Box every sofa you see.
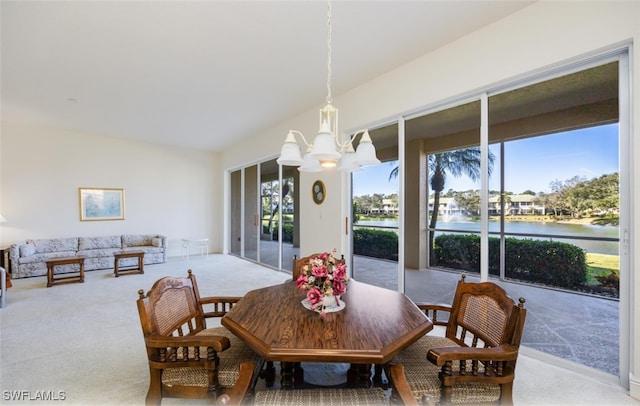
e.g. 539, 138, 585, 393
9, 234, 167, 279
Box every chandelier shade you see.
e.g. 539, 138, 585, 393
353, 131, 381, 166
276, 131, 304, 166
277, 0, 379, 174
298, 146, 323, 172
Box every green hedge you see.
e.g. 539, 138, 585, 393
434, 234, 587, 289
353, 229, 398, 260
267, 222, 294, 243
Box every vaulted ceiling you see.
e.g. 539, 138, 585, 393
1, 1, 535, 151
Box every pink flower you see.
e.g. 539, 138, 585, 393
311, 264, 328, 279
333, 264, 347, 282
296, 274, 309, 290
306, 287, 323, 309
332, 280, 346, 296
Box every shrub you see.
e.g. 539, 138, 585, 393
269, 222, 294, 243
434, 234, 587, 290
353, 229, 398, 260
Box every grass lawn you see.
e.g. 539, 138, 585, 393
586, 252, 619, 285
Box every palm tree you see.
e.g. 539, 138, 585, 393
390, 147, 494, 263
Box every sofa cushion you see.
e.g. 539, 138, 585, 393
122, 234, 155, 247
151, 237, 162, 247
18, 251, 78, 264
122, 246, 163, 255
77, 248, 122, 258
19, 244, 35, 257
78, 236, 122, 250
31, 238, 79, 254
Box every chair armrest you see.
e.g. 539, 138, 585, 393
200, 296, 243, 319
145, 334, 231, 352
427, 344, 519, 366
427, 345, 519, 386
415, 302, 452, 327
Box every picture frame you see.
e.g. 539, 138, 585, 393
79, 188, 125, 221
312, 180, 326, 205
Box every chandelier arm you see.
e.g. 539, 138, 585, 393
334, 129, 368, 150
289, 130, 313, 148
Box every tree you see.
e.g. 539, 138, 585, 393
455, 190, 481, 216
390, 147, 494, 263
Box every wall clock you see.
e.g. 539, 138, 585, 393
312, 180, 326, 205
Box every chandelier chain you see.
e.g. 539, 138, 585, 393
326, 0, 332, 105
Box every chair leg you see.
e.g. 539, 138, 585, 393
500, 382, 514, 405
441, 384, 454, 405
146, 368, 162, 406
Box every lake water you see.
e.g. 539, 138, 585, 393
355, 219, 619, 255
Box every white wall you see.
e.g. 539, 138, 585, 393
0, 122, 221, 257
219, 1, 640, 398
221, 1, 640, 254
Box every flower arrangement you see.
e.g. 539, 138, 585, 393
295, 250, 348, 317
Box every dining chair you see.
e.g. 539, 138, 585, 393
136, 270, 263, 405
292, 252, 345, 281
390, 274, 527, 405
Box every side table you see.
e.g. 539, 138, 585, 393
0, 246, 10, 273
181, 238, 209, 261
114, 251, 144, 277
0, 247, 12, 288
46, 256, 85, 287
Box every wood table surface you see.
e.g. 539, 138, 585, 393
222, 280, 432, 387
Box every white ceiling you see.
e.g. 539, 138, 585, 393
1, 0, 534, 152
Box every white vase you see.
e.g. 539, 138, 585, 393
321, 294, 345, 312
301, 294, 346, 313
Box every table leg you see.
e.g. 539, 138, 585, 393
373, 364, 386, 387
293, 362, 304, 388
280, 362, 295, 389
47, 264, 54, 287
347, 363, 372, 387
263, 361, 276, 387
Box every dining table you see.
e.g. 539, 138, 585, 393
221, 279, 433, 388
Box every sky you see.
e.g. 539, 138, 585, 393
352, 123, 619, 197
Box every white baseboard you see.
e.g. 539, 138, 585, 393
630, 373, 640, 401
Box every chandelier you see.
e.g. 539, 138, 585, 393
276, 0, 380, 173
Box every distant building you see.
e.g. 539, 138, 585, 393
428, 194, 546, 217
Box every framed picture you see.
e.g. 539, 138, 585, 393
79, 188, 125, 221
312, 180, 326, 205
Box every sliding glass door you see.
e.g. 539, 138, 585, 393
397, 58, 626, 381
229, 159, 299, 272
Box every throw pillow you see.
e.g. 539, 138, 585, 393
20, 244, 36, 257
151, 237, 162, 247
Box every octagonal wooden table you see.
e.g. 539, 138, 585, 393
221, 280, 433, 388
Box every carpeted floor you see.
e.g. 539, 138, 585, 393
1, 255, 637, 405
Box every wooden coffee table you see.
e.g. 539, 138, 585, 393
114, 251, 144, 277
46, 256, 85, 287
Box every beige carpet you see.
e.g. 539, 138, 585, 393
1, 255, 637, 405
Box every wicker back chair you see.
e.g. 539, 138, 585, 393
136, 270, 262, 405
292, 253, 345, 281
391, 274, 526, 405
